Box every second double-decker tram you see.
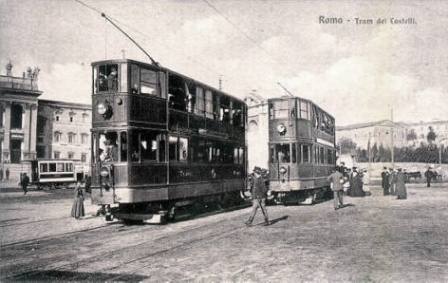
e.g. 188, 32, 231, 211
90, 59, 246, 222
268, 96, 336, 204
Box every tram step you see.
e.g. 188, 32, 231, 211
114, 212, 167, 224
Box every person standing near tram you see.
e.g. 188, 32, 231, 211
245, 167, 270, 226
327, 168, 344, 210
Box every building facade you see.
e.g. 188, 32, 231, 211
244, 92, 270, 170
336, 120, 408, 150
37, 99, 92, 177
0, 62, 92, 183
336, 119, 448, 150
0, 63, 41, 182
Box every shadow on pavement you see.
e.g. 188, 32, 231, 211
339, 203, 355, 209
7, 270, 148, 282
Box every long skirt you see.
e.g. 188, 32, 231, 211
396, 183, 407, 200
71, 197, 85, 219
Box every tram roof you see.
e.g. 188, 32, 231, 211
268, 96, 334, 120
91, 59, 245, 104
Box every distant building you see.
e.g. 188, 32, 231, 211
244, 92, 269, 170
0, 62, 92, 183
405, 120, 448, 146
0, 63, 42, 182
336, 119, 448, 150
37, 99, 91, 177
336, 120, 408, 150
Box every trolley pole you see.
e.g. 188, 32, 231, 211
390, 107, 394, 168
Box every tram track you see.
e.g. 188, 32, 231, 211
2, 202, 251, 281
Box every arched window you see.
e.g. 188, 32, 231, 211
54, 131, 62, 143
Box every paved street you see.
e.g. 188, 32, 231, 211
1, 184, 448, 282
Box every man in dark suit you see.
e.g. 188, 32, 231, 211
381, 167, 390, 195
425, 168, 433, 188
245, 167, 270, 226
327, 168, 344, 210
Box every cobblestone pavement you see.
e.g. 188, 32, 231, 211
1, 184, 448, 282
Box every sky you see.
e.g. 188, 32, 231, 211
1, 0, 447, 126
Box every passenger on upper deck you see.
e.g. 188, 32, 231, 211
107, 67, 118, 91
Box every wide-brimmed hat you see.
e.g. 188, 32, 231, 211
253, 166, 262, 174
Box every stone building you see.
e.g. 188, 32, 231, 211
405, 120, 448, 147
37, 100, 92, 178
336, 119, 448, 151
336, 120, 408, 150
0, 63, 41, 182
244, 92, 270, 170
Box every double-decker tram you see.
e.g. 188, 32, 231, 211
90, 59, 246, 223
268, 96, 336, 204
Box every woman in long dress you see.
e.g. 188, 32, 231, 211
71, 181, 85, 219
350, 171, 366, 197
396, 169, 407, 200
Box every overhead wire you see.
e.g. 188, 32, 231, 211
74, 0, 257, 93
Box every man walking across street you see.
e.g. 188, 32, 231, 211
245, 167, 270, 226
327, 168, 344, 210
20, 173, 30, 195
425, 167, 433, 188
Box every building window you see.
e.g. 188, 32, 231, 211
54, 132, 62, 143
81, 153, 87, 162
70, 116, 74, 122
68, 132, 76, 144
54, 151, 60, 159
55, 115, 60, 122
68, 152, 74, 159
81, 133, 89, 144
11, 104, 23, 129
82, 113, 89, 122
0, 104, 4, 128
10, 139, 21, 163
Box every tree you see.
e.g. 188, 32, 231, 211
338, 137, 357, 154
371, 143, 378, 162
427, 126, 437, 145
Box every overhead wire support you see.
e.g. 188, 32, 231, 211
101, 13, 159, 66
277, 82, 294, 97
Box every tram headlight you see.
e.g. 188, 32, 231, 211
100, 167, 109, 178
97, 103, 107, 115
279, 166, 287, 175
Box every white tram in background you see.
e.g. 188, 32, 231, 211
31, 159, 77, 189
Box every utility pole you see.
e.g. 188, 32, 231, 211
391, 107, 394, 168
219, 75, 222, 91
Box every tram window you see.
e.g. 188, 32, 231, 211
222, 143, 233, 163
40, 163, 48, 173
204, 90, 213, 119
168, 75, 187, 111
238, 147, 244, 165
213, 93, 220, 120
270, 145, 275, 162
120, 132, 127, 162
195, 87, 205, 115
57, 163, 64, 172
131, 131, 140, 162
66, 163, 73, 172
292, 144, 297, 163
179, 138, 188, 161
98, 132, 118, 162
220, 96, 231, 123
232, 102, 243, 127
193, 138, 207, 162
302, 144, 310, 163
234, 148, 239, 164
186, 81, 196, 113
169, 136, 177, 161
141, 68, 158, 96
270, 100, 289, 119
320, 147, 325, 164
327, 149, 333, 164
140, 131, 157, 161
312, 105, 319, 129
49, 163, 56, 172
158, 134, 166, 162
276, 144, 290, 163
314, 146, 318, 164
97, 64, 118, 92
130, 64, 140, 94
299, 99, 310, 120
